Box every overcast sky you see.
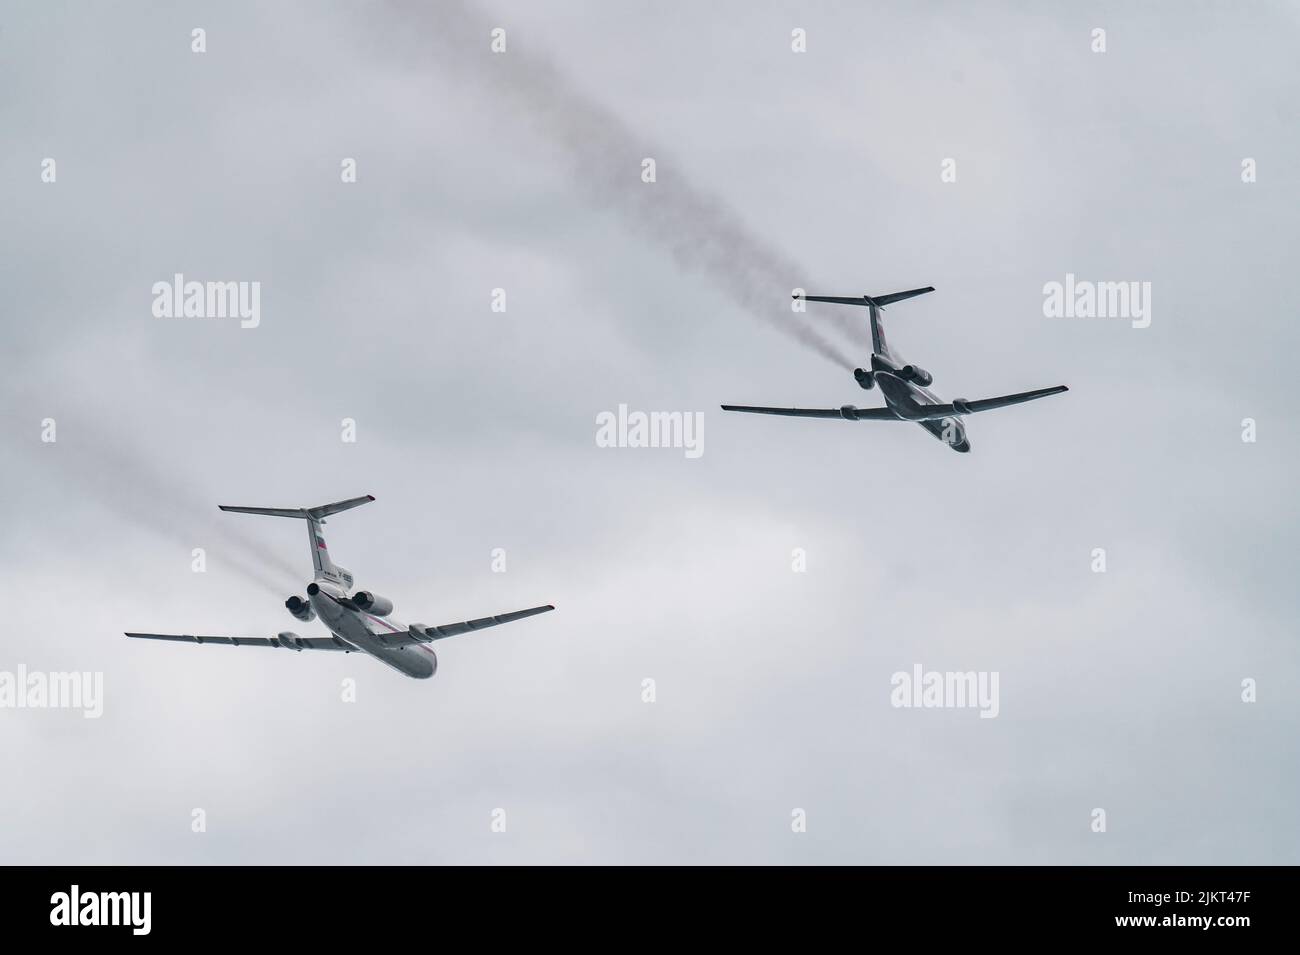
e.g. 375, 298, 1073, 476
1, 1, 1297, 864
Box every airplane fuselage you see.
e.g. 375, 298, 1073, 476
867, 352, 971, 452
307, 580, 437, 679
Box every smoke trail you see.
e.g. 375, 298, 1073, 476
7, 419, 303, 598
388, 1, 865, 368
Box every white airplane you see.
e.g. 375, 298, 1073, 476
126, 495, 554, 679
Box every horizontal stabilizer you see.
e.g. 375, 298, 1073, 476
870, 286, 935, 307
216, 505, 303, 518
220, 495, 373, 583
800, 286, 934, 308
219, 495, 375, 521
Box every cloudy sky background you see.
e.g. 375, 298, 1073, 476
1, 0, 1296, 863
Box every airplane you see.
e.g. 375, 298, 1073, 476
721, 287, 1068, 452
125, 495, 554, 679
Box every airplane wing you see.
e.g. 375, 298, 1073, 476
720, 404, 901, 421
371, 604, 555, 647
125, 632, 355, 651
914, 385, 1068, 419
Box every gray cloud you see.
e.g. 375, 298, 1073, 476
0, 0, 1296, 865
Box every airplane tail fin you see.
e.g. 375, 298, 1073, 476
219, 495, 374, 584
801, 286, 934, 355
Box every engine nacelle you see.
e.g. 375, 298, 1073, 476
285, 595, 316, 623
353, 590, 394, 616
853, 367, 875, 390
899, 365, 933, 387
952, 398, 973, 415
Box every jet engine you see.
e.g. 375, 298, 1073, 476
407, 626, 441, 676
353, 590, 394, 616
899, 365, 933, 387
853, 367, 875, 390
285, 595, 316, 622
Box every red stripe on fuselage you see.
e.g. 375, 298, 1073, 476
358, 609, 436, 660
361, 611, 402, 633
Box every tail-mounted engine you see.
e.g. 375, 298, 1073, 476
853, 368, 875, 390
898, 365, 934, 387
285, 595, 316, 623
353, 590, 394, 616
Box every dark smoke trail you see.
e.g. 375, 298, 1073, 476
8, 420, 303, 598
386, 1, 865, 368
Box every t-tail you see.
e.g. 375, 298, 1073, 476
799, 286, 934, 358
218, 495, 373, 588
